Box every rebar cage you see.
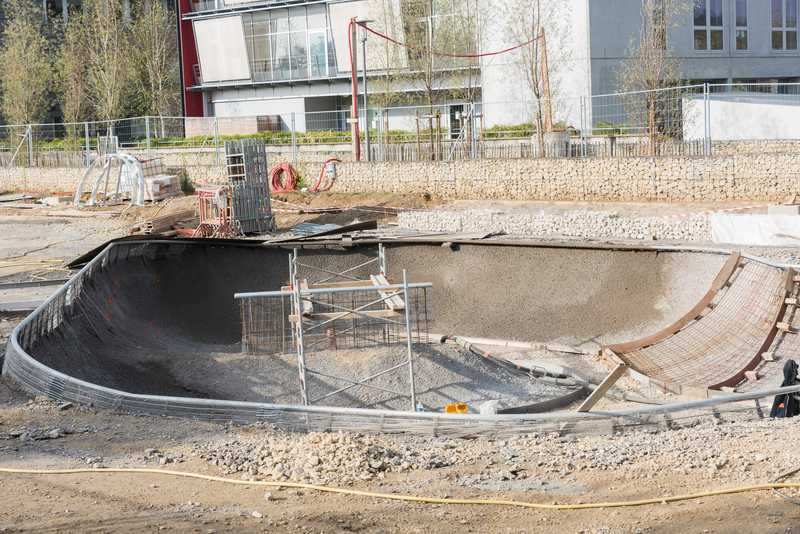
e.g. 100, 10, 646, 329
239, 285, 431, 355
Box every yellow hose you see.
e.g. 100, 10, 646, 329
0, 467, 798, 510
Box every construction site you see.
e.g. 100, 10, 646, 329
1, 0, 800, 531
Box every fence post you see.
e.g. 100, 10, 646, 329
579, 96, 586, 157
376, 108, 383, 162
84, 122, 90, 167
469, 103, 477, 160
703, 83, 711, 156
145, 116, 151, 155
291, 112, 297, 167
25, 125, 34, 167
213, 117, 220, 165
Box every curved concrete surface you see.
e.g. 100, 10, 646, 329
5, 238, 794, 433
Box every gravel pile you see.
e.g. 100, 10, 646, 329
398, 209, 712, 242
196, 417, 800, 488
194, 431, 464, 485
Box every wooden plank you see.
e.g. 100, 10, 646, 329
289, 309, 401, 322
299, 279, 313, 316
576, 363, 628, 413
370, 274, 405, 310
606, 252, 741, 354
308, 280, 374, 289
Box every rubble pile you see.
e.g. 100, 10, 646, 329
194, 432, 461, 485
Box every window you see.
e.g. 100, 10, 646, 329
772, 0, 799, 50
693, 0, 723, 50
243, 6, 332, 83
735, 0, 748, 50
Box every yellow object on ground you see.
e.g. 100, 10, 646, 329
0, 467, 798, 511
444, 402, 469, 414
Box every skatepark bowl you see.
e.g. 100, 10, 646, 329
4, 238, 800, 437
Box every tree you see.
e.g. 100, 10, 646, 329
59, 13, 89, 131
396, 0, 480, 158
503, 0, 563, 156
0, 1, 53, 125
619, 0, 686, 151
83, 0, 129, 122
130, 0, 181, 126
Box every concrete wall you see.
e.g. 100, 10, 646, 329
7, 147, 800, 203
684, 94, 800, 141
479, 0, 591, 129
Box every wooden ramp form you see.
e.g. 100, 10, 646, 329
604, 253, 797, 396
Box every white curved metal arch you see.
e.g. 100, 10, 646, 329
73, 153, 145, 207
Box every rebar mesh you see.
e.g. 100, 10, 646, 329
619, 260, 786, 387
738, 278, 800, 392
240, 286, 431, 355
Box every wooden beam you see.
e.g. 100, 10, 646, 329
371, 274, 405, 310
576, 363, 628, 413
299, 279, 313, 316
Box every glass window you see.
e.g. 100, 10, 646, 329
272, 9, 289, 33
693, 0, 723, 50
735, 0, 747, 50
289, 31, 308, 78
288, 7, 306, 32
736, 29, 748, 50
307, 4, 326, 31
773, 0, 799, 50
694, 0, 706, 26
773, 0, 784, 27
773, 30, 784, 49
242, 5, 337, 83
710, 29, 723, 49
272, 33, 290, 80
308, 31, 326, 77
694, 29, 707, 50
735, 0, 747, 26
709, 0, 722, 25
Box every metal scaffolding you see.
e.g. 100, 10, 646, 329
236, 246, 431, 410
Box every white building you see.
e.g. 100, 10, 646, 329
178, 0, 800, 134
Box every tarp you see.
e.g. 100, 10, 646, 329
710, 214, 800, 246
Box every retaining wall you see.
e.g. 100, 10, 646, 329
3, 148, 800, 202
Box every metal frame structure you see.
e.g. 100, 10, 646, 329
224, 138, 276, 235
193, 186, 239, 238
289, 243, 387, 284
238, 244, 428, 411
73, 153, 146, 207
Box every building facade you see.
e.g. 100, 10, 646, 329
178, 0, 800, 132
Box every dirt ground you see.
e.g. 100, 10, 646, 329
1, 381, 800, 533
2, 193, 800, 532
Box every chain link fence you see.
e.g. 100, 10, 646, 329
1, 83, 799, 170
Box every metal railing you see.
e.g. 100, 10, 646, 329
1, 83, 799, 171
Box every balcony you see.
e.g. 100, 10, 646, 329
186, 0, 317, 15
